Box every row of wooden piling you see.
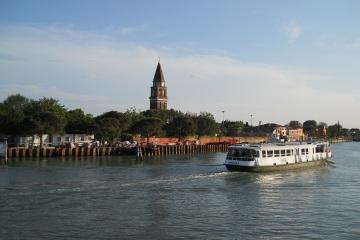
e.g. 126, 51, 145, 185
6, 147, 116, 158
5, 143, 229, 159
140, 143, 228, 157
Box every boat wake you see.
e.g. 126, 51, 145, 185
120, 171, 232, 187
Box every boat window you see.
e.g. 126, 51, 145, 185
227, 148, 256, 160
301, 149, 306, 155
286, 149, 291, 156
316, 145, 325, 153
306, 148, 309, 155
274, 150, 280, 157
280, 150, 286, 156
267, 150, 273, 157
262, 150, 266, 157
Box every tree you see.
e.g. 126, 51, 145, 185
195, 112, 219, 136
22, 97, 67, 148
0, 94, 28, 134
327, 123, 342, 138
222, 120, 244, 136
350, 128, 360, 136
303, 120, 317, 136
130, 117, 164, 138
165, 116, 196, 138
65, 109, 95, 134
288, 120, 302, 128
3, 94, 29, 108
318, 122, 328, 127
142, 109, 184, 123
94, 117, 121, 142
96, 110, 142, 137
340, 128, 350, 137
258, 123, 280, 134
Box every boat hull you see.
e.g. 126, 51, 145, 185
225, 159, 328, 172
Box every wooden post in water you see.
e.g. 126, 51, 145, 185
34, 148, 39, 158
8, 147, 12, 158
101, 147, 106, 156
61, 148, 66, 157
74, 148, 78, 157
86, 148, 90, 156
4, 139, 8, 164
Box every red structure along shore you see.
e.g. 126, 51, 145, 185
134, 136, 267, 145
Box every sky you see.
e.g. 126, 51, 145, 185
0, 0, 359, 127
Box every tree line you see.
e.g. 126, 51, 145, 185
0, 94, 243, 142
0, 94, 358, 142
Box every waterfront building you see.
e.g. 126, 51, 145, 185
149, 62, 168, 110
48, 134, 95, 147
5, 134, 94, 147
287, 128, 304, 141
273, 126, 287, 139
272, 126, 304, 142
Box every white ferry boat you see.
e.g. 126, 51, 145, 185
224, 142, 332, 172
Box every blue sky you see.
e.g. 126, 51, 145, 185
1, 1, 360, 127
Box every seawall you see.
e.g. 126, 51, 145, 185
4, 143, 229, 159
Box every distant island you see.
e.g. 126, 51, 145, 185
0, 93, 359, 149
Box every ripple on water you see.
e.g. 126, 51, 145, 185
0, 145, 360, 240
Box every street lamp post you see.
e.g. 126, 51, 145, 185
221, 111, 225, 137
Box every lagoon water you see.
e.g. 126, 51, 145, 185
1, 142, 360, 239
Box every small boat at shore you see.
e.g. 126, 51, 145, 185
224, 141, 332, 172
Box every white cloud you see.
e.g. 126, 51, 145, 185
283, 21, 302, 42
116, 24, 148, 36
0, 25, 358, 127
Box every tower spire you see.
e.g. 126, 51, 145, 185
149, 61, 167, 110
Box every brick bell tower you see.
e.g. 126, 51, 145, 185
149, 61, 168, 110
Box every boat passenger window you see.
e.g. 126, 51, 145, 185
280, 150, 286, 156
274, 150, 280, 157
227, 148, 255, 160
306, 148, 309, 155
262, 150, 266, 157
286, 149, 291, 156
252, 150, 259, 158
267, 150, 273, 157
301, 149, 306, 155
316, 145, 325, 153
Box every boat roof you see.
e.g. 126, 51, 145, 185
229, 142, 329, 150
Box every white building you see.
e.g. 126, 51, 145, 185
13, 134, 94, 147
48, 134, 94, 147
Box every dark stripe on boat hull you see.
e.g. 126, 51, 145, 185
225, 159, 328, 172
